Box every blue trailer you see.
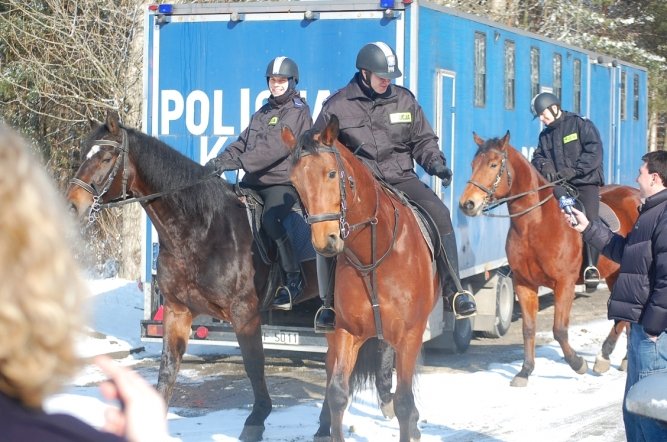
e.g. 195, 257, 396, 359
141, 0, 648, 352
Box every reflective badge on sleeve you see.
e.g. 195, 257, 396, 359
268, 116, 279, 126
389, 112, 412, 124
563, 133, 578, 143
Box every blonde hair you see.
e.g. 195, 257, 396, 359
0, 124, 88, 408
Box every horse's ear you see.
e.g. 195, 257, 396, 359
281, 126, 297, 152
88, 117, 101, 130
106, 110, 122, 136
321, 115, 340, 147
501, 130, 511, 147
473, 131, 485, 147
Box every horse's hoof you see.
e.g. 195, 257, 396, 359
593, 354, 611, 374
380, 400, 395, 419
239, 425, 265, 442
510, 376, 529, 387
313, 435, 332, 442
575, 357, 589, 375
620, 358, 628, 372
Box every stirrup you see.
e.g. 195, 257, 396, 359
271, 286, 293, 311
584, 266, 601, 292
314, 306, 335, 333
451, 290, 477, 319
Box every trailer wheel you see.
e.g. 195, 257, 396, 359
453, 317, 472, 353
480, 271, 514, 338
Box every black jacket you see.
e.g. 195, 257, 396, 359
583, 188, 667, 335
532, 111, 604, 186
218, 88, 312, 186
313, 73, 445, 184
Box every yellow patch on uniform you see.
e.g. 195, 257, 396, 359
389, 112, 412, 124
268, 116, 279, 126
563, 133, 578, 143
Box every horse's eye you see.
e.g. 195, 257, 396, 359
490, 162, 498, 168
328, 170, 336, 179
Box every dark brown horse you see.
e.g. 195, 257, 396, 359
66, 111, 322, 441
459, 132, 639, 387
282, 116, 442, 442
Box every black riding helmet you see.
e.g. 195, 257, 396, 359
356, 42, 402, 80
531, 92, 560, 119
265, 56, 299, 90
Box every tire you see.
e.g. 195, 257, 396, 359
493, 272, 514, 337
453, 317, 473, 353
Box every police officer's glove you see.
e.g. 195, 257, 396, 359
540, 163, 557, 182
206, 156, 241, 175
558, 167, 576, 181
432, 162, 453, 188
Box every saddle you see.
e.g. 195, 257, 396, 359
234, 184, 316, 265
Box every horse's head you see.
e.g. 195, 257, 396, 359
459, 131, 513, 217
67, 111, 133, 222
282, 116, 347, 256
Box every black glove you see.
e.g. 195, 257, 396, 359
558, 167, 576, 181
432, 162, 453, 188
206, 156, 241, 174
540, 163, 557, 182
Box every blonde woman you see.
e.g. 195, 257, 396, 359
0, 124, 170, 441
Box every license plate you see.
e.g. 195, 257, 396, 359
262, 330, 299, 345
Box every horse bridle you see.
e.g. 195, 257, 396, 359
467, 147, 557, 218
69, 129, 130, 223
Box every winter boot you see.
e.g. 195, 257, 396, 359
314, 254, 336, 333
442, 232, 477, 318
271, 235, 303, 310
584, 245, 601, 293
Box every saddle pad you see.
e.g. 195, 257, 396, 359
600, 201, 621, 232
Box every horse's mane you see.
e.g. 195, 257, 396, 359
84, 124, 237, 220
476, 136, 510, 156
291, 127, 320, 165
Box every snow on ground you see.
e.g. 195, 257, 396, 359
45, 278, 630, 441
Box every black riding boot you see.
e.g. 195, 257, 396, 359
584, 245, 601, 293
442, 232, 477, 318
271, 235, 303, 310
314, 254, 336, 333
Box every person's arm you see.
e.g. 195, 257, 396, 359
572, 119, 603, 177
531, 133, 557, 180
95, 356, 172, 442
568, 206, 625, 263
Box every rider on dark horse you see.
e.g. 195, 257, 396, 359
531, 92, 603, 291
310, 42, 477, 332
207, 56, 313, 309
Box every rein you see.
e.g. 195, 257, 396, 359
70, 128, 217, 223
467, 147, 563, 218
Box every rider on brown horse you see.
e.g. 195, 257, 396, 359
531, 92, 604, 291
207, 56, 312, 309
310, 42, 477, 332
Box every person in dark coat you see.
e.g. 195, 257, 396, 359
531, 92, 605, 290
566, 150, 667, 441
207, 56, 313, 310
310, 41, 477, 332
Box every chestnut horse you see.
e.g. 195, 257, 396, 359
459, 132, 639, 387
282, 116, 442, 442
66, 112, 323, 441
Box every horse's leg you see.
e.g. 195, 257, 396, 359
376, 341, 395, 419
511, 282, 538, 387
315, 341, 335, 442
552, 284, 588, 375
156, 301, 193, 404
233, 302, 272, 442
594, 320, 627, 374
327, 332, 360, 442
393, 336, 423, 442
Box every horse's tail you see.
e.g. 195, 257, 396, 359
350, 338, 394, 394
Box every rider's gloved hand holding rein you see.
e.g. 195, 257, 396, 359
206, 156, 242, 175
432, 162, 453, 188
